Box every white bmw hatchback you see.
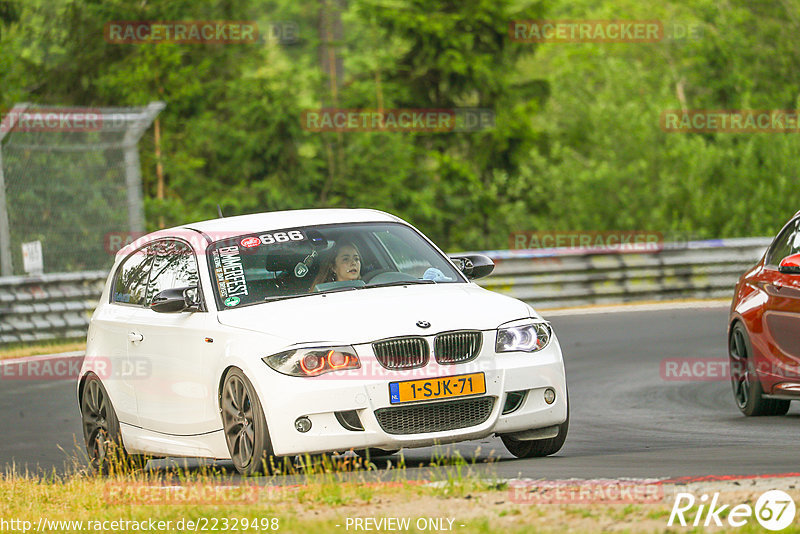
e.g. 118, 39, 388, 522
78, 209, 568, 474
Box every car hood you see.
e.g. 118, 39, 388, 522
216, 283, 535, 345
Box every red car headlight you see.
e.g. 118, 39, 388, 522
262, 346, 361, 377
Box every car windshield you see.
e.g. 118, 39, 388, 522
207, 222, 464, 309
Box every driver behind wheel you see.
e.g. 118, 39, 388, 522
310, 241, 362, 291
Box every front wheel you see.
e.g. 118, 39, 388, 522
501, 408, 569, 459
729, 322, 790, 416
220, 368, 275, 475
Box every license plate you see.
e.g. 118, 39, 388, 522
388, 373, 486, 404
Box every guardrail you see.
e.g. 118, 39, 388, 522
0, 238, 771, 345
475, 237, 771, 309
0, 271, 107, 344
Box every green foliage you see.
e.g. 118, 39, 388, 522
1, 0, 799, 258
523, 0, 800, 240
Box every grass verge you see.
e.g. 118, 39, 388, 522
0, 339, 85, 360
4, 449, 800, 533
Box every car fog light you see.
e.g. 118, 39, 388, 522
295, 416, 312, 433
544, 388, 556, 405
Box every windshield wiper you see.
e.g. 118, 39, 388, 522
364, 279, 436, 289
263, 286, 360, 302
263, 293, 312, 303
263, 281, 433, 302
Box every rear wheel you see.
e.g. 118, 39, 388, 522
80, 374, 147, 474
221, 368, 275, 475
501, 406, 569, 458
729, 322, 790, 416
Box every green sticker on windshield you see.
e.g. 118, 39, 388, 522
224, 296, 240, 307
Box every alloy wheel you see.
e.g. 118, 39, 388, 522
729, 327, 750, 409
222, 374, 257, 469
81, 378, 111, 467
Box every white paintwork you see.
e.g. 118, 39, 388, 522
121, 423, 229, 458
79, 208, 568, 460
215, 284, 530, 344
125, 308, 220, 435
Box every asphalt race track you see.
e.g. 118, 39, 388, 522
2, 304, 799, 480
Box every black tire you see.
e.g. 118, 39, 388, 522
354, 448, 400, 459
729, 322, 790, 416
220, 368, 275, 475
501, 405, 569, 458
80, 374, 147, 474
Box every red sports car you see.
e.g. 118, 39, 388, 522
729, 212, 800, 415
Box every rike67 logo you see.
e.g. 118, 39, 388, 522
669, 490, 796, 531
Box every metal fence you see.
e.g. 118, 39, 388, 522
0, 103, 163, 277
0, 237, 771, 345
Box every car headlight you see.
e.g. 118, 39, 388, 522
495, 323, 551, 353
262, 346, 361, 377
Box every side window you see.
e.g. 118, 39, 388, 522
767, 218, 800, 266
145, 240, 200, 305
112, 246, 155, 305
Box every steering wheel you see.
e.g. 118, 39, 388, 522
366, 271, 418, 285
362, 269, 391, 283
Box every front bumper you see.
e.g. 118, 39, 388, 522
251, 332, 568, 456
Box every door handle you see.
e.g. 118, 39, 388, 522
128, 332, 144, 343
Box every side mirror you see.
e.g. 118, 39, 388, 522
449, 254, 495, 280
779, 253, 800, 274
151, 286, 200, 313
